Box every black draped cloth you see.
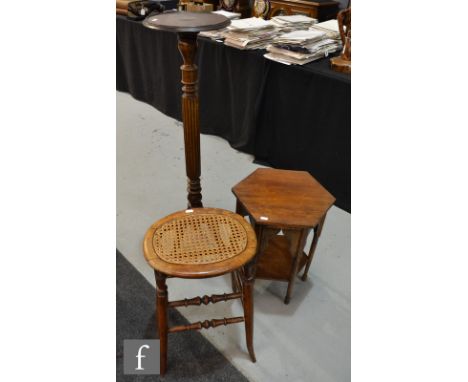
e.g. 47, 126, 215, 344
117, 16, 351, 212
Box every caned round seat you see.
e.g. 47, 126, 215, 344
143, 208, 257, 278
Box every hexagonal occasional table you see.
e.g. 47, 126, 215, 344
232, 168, 336, 304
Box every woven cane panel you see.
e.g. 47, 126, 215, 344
152, 213, 248, 265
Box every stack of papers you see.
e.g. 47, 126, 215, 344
224, 17, 279, 50
271, 15, 317, 30
199, 28, 229, 41
272, 29, 326, 45
310, 19, 340, 40
227, 17, 274, 31
213, 10, 241, 20
264, 29, 342, 65
199, 16, 340, 56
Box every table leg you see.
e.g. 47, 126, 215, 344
235, 199, 248, 217
284, 229, 307, 304
177, 32, 202, 208
155, 271, 168, 375
302, 214, 326, 281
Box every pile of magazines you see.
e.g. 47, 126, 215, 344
213, 10, 241, 20
310, 19, 341, 40
223, 17, 279, 50
270, 14, 317, 31
264, 28, 342, 65
199, 15, 342, 64
199, 10, 241, 40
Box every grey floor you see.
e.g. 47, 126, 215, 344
117, 91, 351, 382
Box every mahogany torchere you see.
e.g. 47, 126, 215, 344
142, 13, 258, 376
144, 12, 229, 208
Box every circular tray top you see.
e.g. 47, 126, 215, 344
143, 208, 257, 278
143, 11, 230, 33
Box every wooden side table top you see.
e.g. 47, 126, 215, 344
232, 168, 335, 229
143, 11, 230, 33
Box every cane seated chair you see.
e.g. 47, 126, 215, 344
143, 209, 257, 375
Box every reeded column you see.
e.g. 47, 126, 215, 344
177, 32, 203, 208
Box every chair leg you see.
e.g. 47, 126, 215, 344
242, 261, 256, 362
153, 271, 160, 340
154, 310, 160, 340
155, 271, 168, 376
232, 269, 244, 295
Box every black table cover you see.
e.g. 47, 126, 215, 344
117, 16, 351, 212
